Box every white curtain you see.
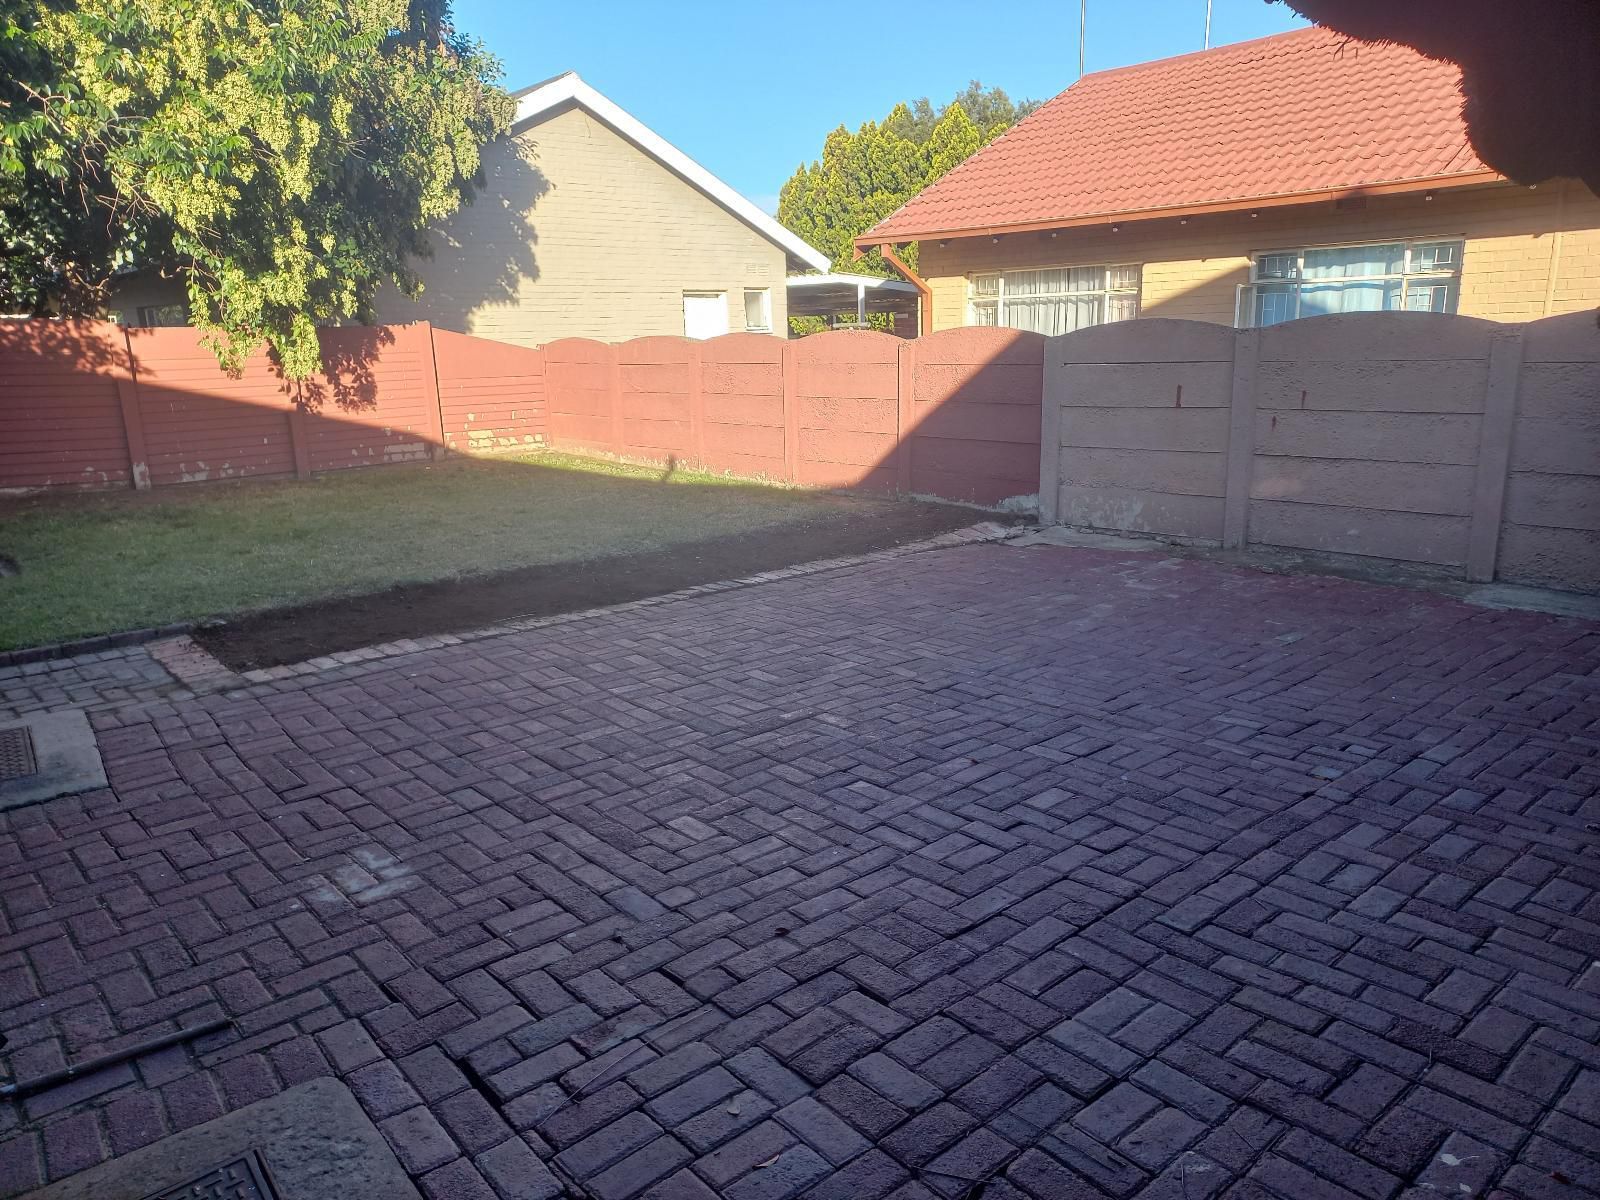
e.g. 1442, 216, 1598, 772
1000, 268, 1104, 335
1297, 244, 1404, 316
1302, 244, 1404, 279
1299, 279, 1402, 316
1004, 296, 1100, 335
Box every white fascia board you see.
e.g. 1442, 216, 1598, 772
514, 74, 831, 272
786, 273, 919, 293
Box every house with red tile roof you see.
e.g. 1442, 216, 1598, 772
857, 27, 1599, 335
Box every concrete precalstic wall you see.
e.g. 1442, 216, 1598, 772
8, 313, 1595, 593
1039, 311, 1600, 594
0, 320, 546, 491
539, 327, 1045, 507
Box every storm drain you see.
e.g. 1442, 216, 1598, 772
0, 725, 37, 780
19, 1079, 418, 1200
0, 710, 107, 812
142, 1151, 279, 1200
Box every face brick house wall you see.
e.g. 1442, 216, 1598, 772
919, 181, 1600, 332
375, 105, 789, 347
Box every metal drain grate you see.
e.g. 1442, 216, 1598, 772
141, 1150, 280, 1200
0, 726, 36, 781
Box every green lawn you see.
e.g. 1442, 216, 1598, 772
0, 452, 847, 650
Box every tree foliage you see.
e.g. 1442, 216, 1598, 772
778, 82, 1040, 277
0, 0, 512, 376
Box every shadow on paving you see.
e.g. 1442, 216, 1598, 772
1, 545, 1597, 1200
194, 497, 995, 670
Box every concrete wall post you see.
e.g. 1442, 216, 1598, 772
896, 340, 916, 494
416, 322, 447, 460
1223, 328, 1260, 549
606, 342, 625, 457
1466, 326, 1526, 582
1038, 338, 1064, 524
114, 327, 152, 490
687, 341, 706, 468
781, 341, 800, 484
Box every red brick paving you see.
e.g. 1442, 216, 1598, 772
2, 544, 1598, 1199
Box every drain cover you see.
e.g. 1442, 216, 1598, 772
0, 725, 37, 781
139, 1150, 279, 1200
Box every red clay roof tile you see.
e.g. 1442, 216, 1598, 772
862, 27, 1494, 243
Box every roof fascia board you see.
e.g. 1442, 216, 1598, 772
857, 171, 1509, 248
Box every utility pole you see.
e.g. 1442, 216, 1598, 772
1079, 0, 1087, 78
1204, 0, 1213, 49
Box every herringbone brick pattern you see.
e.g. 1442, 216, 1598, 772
1, 544, 1598, 1200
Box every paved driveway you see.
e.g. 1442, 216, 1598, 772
1, 543, 1598, 1200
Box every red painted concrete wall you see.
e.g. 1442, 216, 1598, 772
537, 327, 1046, 505
433, 329, 546, 454
0, 321, 137, 490
299, 325, 441, 472
1, 320, 1041, 507
702, 334, 787, 479
124, 328, 301, 486
543, 338, 615, 456
907, 327, 1045, 506
0, 320, 549, 491
793, 331, 901, 493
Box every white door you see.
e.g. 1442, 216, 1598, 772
683, 292, 728, 339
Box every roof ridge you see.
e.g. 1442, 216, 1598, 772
508, 70, 576, 100
1074, 24, 1330, 84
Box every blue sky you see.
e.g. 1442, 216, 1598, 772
454, 0, 1309, 212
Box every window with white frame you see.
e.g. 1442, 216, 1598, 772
968, 265, 1140, 335
1238, 238, 1464, 327
743, 288, 772, 332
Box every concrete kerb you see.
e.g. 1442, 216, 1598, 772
0, 621, 194, 670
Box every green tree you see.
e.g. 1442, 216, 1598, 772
778, 82, 1039, 281
888, 80, 1041, 145
0, 0, 512, 377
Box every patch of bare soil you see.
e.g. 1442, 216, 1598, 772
196, 499, 997, 670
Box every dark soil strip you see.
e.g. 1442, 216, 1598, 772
197, 500, 997, 670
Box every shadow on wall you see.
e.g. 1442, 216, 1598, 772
382, 138, 549, 337
0, 320, 548, 489
295, 326, 397, 413
108, 325, 404, 417
9, 312, 1594, 595
1036, 309, 1600, 594
541, 326, 1047, 508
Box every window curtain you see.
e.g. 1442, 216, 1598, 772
1298, 244, 1404, 316
1301, 245, 1404, 279
1004, 296, 1101, 335
1001, 268, 1103, 335
1299, 279, 1403, 316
